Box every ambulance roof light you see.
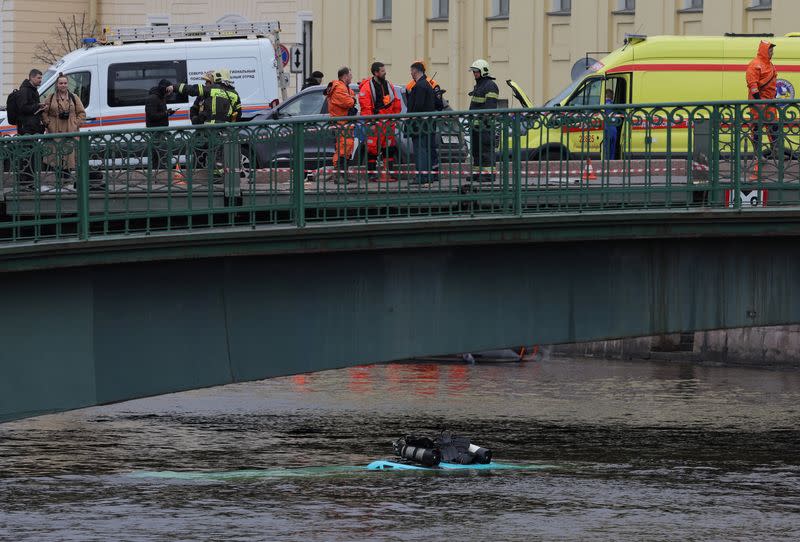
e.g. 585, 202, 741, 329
623, 34, 647, 45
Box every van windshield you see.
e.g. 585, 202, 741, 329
544, 66, 600, 107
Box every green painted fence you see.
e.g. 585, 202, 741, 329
1, 99, 799, 245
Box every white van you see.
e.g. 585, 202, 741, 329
0, 22, 286, 135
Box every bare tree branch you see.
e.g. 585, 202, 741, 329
33, 13, 100, 67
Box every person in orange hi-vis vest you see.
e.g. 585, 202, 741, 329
324, 66, 357, 183
359, 61, 402, 181
746, 40, 779, 161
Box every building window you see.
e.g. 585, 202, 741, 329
492, 0, 509, 18
376, 0, 392, 20
216, 14, 249, 24
687, 0, 703, 8
432, 0, 449, 19
617, 0, 635, 12
108, 61, 187, 108
147, 14, 170, 27
750, 0, 772, 8
552, 0, 571, 13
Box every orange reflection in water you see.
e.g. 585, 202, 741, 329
347, 365, 375, 394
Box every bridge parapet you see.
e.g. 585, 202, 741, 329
0, 99, 798, 248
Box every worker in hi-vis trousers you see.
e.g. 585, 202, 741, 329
468, 59, 499, 183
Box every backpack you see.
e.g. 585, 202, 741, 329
6, 89, 19, 126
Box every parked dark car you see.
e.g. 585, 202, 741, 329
247, 84, 468, 168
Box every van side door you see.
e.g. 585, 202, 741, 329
563, 76, 604, 156
603, 74, 630, 160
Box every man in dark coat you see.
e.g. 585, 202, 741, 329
144, 79, 175, 171
406, 61, 438, 184
14, 69, 46, 190
16, 69, 46, 135
145, 79, 175, 128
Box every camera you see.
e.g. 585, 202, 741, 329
58, 111, 70, 120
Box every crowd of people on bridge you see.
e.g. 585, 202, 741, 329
6, 52, 501, 192
321, 58, 499, 185
7, 38, 779, 193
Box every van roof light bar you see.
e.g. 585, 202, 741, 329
111, 22, 281, 44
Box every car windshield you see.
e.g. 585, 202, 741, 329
544, 65, 600, 107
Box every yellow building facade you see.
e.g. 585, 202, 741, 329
312, 0, 798, 109
1, 0, 798, 107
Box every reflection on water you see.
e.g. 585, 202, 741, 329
1, 358, 799, 541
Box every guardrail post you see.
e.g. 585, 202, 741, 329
710, 105, 721, 205
292, 122, 306, 227
512, 112, 522, 217
77, 133, 90, 240
733, 104, 743, 209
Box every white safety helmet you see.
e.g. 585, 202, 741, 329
469, 59, 490, 77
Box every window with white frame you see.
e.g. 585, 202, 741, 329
751, 0, 772, 8
433, 0, 449, 19
376, 0, 392, 20
492, 0, 509, 17
553, 0, 571, 13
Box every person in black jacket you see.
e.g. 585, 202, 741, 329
16, 69, 46, 135
145, 79, 175, 128
15, 69, 47, 190
301, 70, 324, 90
144, 79, 175, 171
406, 62, 438, 184
468, 59, 499, 183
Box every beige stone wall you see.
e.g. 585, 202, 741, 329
312, 0, 800, 110
3, 0, 800, 107
2, 0, 94, 95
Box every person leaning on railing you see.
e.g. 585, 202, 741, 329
41, 72, 86, 191
323, 66, 357, 184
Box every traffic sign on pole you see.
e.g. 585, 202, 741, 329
278, 44, 290, 67
290, 45, 304, 74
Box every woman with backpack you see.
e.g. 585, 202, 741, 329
42, 73, 86, 187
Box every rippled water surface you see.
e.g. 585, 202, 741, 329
1, 358, 799, 541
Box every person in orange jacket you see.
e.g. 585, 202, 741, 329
323, 66, 357, 183
359, 61, 402, 181
746, 40, 779, 161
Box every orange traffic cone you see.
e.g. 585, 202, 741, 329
173, 162, 186, 186
750, 161, 760, 181
582, 158, 598, 181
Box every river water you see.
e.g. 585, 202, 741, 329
1, 357, 799, 541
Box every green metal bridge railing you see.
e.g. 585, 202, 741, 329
0, 99, 798, 244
